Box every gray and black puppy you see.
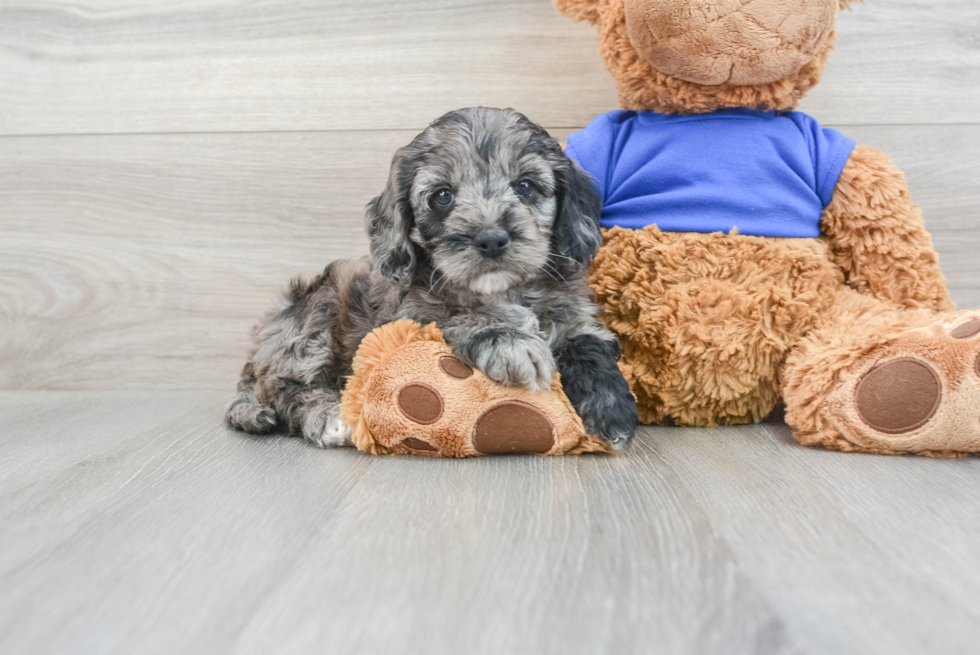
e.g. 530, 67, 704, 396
227, 107, 638, 449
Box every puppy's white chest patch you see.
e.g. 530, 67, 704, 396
469, 271, 518, 295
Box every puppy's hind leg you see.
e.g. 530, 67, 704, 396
226, 363, 278, 434
279, 382, 353, 448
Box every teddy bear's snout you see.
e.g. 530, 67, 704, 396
623, 0, 838, 86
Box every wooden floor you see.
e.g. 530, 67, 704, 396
3, 0, 980, 653
2, 391, 979, 655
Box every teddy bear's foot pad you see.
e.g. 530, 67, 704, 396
854, 358, 943, 434
822, 315, 980, 455
951, 319, 980, 340
473, 402, 555, 454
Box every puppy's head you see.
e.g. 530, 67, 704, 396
366, 107, 602, 294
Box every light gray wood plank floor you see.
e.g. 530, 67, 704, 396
1, 391, 979, 655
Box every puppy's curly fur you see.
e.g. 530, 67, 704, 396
227, 107, 638, 449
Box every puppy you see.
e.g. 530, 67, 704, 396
227, 107, 638, 449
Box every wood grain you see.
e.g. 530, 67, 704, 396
0, 0, 978, 137
2, 126, 979, 391
0, 390, 209, 494
1, 391, 978, 654
0, 0, 618, 136
0, 391, 375, 655
0, 131, 387, 390
651, 423, 980, 655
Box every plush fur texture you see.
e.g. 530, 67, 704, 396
783, 293, 980, 457
590, 226, 842, 426
557, 0, 979, 456
340, 320, 612, 457
821, 146, 954, 312
588, 143, 977, 455
228, 107, 638, 450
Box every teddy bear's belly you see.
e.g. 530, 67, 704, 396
589, 225, 844, 426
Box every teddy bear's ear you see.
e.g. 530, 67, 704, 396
553, 0, 603, 24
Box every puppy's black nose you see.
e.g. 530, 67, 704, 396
474, 229, 510, 259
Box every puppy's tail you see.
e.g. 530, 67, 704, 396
226, 363, 278, 434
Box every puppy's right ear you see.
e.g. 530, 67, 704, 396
366, 148, 417, 282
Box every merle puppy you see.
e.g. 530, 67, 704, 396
227, 107, 638, 449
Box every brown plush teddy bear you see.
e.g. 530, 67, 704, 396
554, 0, 980, 456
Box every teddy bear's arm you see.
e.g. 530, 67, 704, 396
820, 145, 954, 312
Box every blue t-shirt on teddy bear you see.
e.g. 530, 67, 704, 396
564, 108, 856, 238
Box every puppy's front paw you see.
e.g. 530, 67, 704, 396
461, 329, 556, 391
555, 334, 639, 450
578, 388, 638, 450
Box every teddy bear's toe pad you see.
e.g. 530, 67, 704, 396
473, 401, 555, 454
855, 358, 942, 434
397, 383, 444, 425
951, 319, 980, 340
402, 437, 438, 452
439, 356, 473, 379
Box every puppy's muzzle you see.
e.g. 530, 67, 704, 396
474, 228, 510, 259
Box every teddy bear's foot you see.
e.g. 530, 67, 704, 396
341, 320, 612, 457
788, 313, 980, 456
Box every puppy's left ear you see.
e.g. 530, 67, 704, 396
551, 159, 603, 278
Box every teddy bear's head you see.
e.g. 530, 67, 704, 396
556, 0, 858, 114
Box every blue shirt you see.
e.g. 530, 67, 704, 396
564, 109, 856, 238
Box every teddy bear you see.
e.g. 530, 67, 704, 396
551, 0, 980, 456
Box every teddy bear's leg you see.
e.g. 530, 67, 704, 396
782, 287, 980, 456
590, 226, 840, 427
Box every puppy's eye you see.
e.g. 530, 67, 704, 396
431, 188, 454, 209
515, 179, 536, 199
